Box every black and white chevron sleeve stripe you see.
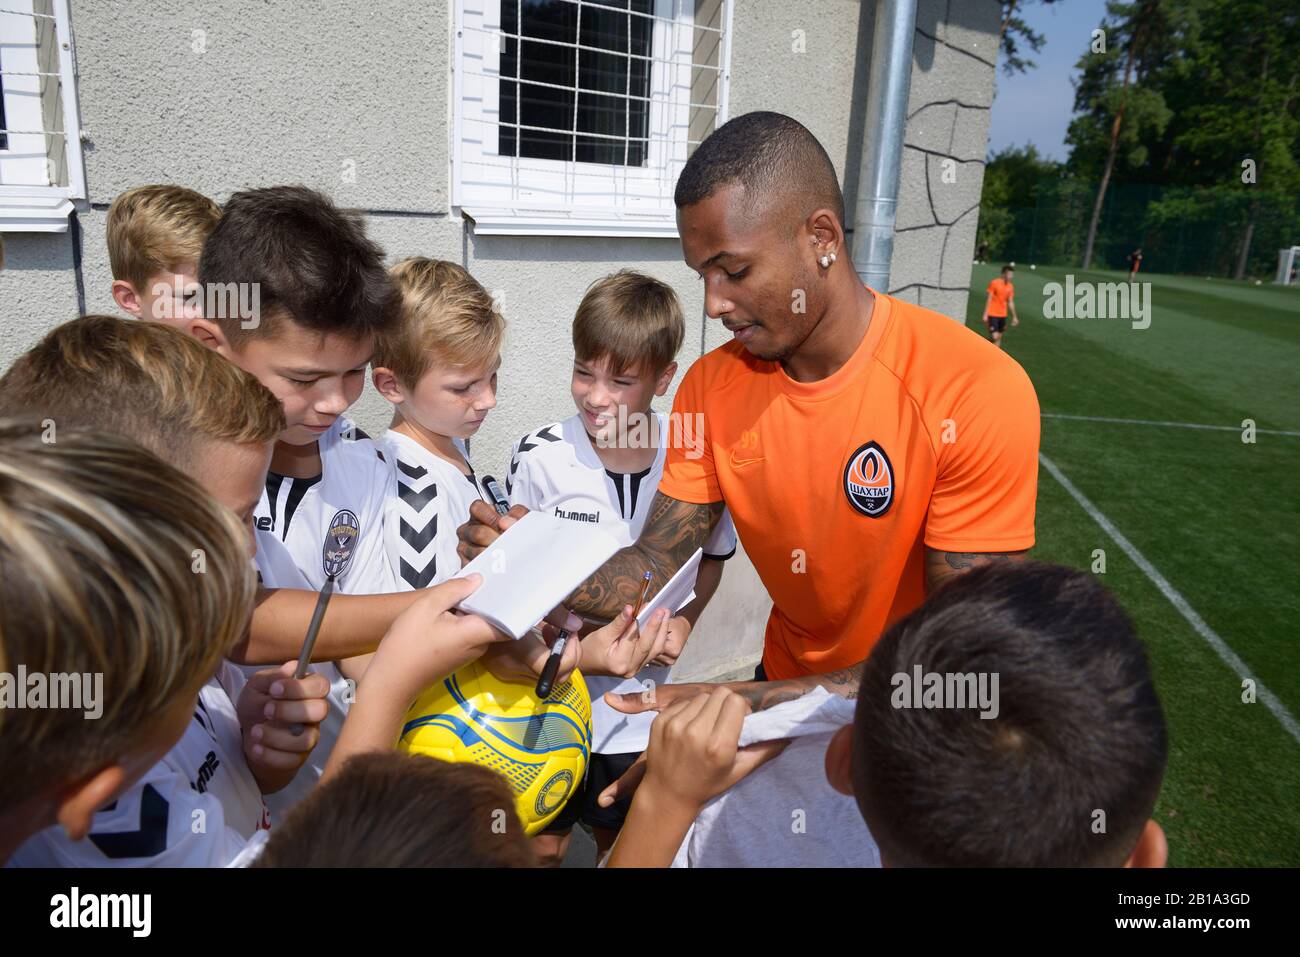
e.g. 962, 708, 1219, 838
394, 457, 440, 589
506, 424, 562, 496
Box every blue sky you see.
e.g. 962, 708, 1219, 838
986, 0, 1111, 162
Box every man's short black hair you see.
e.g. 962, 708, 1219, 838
198, 185, 397, 342
674, 111, 844, 226
853, 562, 1167, 867
1001, 264, 1014, 274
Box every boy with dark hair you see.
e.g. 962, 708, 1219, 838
607, 562, 1169, 868
852, 562, 1167, 867
983, 264, 1018, 348
251, 753, 535, 867
191, 185, 404, 812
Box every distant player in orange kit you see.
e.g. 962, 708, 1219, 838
983, 265, 1018, 348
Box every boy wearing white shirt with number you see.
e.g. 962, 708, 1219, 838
507, 271, 736, 861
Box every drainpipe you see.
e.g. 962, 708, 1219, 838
851, 0, 917, 292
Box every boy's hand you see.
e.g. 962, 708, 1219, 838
365, 574, 509, 703
456, 500, 529, 565
649, 615, 691, 667
639, 686, 787, 813
580, 606, 670, 678
480, 612, 583, 686
237, 662, 332, 794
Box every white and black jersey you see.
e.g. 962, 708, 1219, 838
380, 430, 488, 592
246, 418, 396, 814
250, 529, 351, 818
255, 418, 399, 595
507, 412, 737, 754
9, 662, 267, 868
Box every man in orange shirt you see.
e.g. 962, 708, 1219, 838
983, 265, 1018, 348
459, 112, 1039, 712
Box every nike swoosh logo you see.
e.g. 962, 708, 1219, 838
729, 449, 765, 469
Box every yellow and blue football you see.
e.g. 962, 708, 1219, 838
397, 660, 592, 835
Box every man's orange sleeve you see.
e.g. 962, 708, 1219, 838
925, 357, 1040, 553
658, 358, 724, 504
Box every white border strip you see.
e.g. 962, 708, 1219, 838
1042, 412, 1300, 438
1039, 452, 1300, 744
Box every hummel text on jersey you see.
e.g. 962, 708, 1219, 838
50, 887, 151, 937
193, 750, 220, 794
555, 506, 600, 524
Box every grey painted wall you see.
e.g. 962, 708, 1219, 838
0, 0, 1001, 681
893, 0, 1000, 320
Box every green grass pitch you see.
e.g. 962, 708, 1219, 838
964, 263, 1300, 867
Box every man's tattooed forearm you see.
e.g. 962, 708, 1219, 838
925, 548, 1028, 591
740, 682, 805, 712
738, 663, 866, 712
565, 494, 723, 621
819, 666, 863, 700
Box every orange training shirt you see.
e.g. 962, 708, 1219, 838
986, 277, 1014, 317
659, 290, 1040, 679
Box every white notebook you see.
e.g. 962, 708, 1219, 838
454, 511, 623, 639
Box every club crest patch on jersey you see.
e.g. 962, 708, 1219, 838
843, 441, 894, 517
323, 509, 360, 579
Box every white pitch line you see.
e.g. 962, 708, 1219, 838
1039, 452, 1300, 745
1042, 412, 1300, 438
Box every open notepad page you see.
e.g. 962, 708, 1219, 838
636, 548, 702, 627
454, 511, 623, 639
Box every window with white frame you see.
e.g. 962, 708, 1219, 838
0, 0, 86, 232
454, 0, 731, 236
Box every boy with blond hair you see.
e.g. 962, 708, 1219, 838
0, 420, 255, 866
107, 184, 222, 326
370, 261, 666, 855
0, 317, 337, 866
1, 316, 511, 866
503, 269, 737, 861
372, 258, 504, 591
371, 259, 586, 690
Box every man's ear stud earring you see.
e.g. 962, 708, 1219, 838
820, 252, 837, 268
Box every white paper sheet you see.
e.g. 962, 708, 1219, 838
635, 547, 702, 627
455, 511, 623, 639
